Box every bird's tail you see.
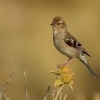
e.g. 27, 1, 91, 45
78, 55, 98, 79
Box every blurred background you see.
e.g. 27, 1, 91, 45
0, 0, 100, 100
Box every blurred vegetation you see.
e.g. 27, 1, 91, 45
0, 0, 100, 100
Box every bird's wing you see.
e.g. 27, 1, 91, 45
64, 32, 91, 57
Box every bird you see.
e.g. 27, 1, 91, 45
50, 16, 98, 79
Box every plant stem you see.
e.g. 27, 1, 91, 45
54, 85, 64, 100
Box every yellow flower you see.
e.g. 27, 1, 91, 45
51, 65, 74, 90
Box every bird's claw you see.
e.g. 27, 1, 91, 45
57, 63, 68, 69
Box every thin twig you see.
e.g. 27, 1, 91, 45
52, 89, 55, 100
23, 70, 29, 100
0, 69, 16, 100
54, 85, 64, 100
43, 85, 50, 100
3, 88, 10, 100
63, 94, 67, 100
60, 92, 62, 100
3, 69, 16, 88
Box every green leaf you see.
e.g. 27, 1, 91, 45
54, 80, 63, 87
50, 71, 61, 75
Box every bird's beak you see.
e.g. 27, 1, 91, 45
50, 23, 54, 27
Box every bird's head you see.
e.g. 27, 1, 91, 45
50, 16, 67, 31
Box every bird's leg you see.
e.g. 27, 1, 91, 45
65, 58, 74, 66
57, 58, 74, 68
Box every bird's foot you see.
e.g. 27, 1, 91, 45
57, 58, 74, 69
57, 63, 68, 69
57, 64, 62, 69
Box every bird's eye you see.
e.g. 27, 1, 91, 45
57, 23, 61, 25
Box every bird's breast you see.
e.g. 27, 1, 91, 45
53, 35, 79, 58
53, 35, 69, 57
